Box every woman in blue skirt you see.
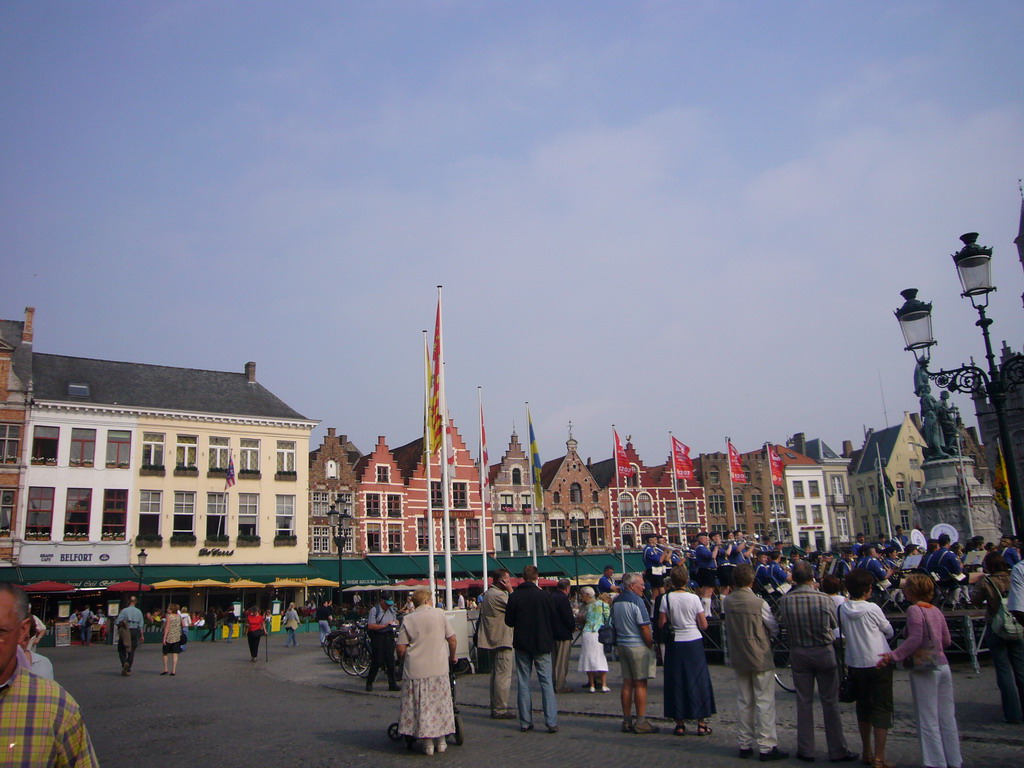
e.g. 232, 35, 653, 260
659, 564, 716, 735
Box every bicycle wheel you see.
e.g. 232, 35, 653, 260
341, 643, 371, 677
452, 715, 464, 746
327, 636, 348, 664
774, 669, 795, 693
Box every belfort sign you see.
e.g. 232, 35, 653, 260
18, 542, 131, 567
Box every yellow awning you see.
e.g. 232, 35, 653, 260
191, 578, 230, 587
150, 579, 194, 590
270, 579, 306, 588
304, 577, 339, 587
226, 579, 266, 588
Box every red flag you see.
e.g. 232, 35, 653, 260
728, 440, 746, 483
614, 430, 634, 477
767, 444, 784, 487
479, 396, 490, 511
671, 437, 693, 481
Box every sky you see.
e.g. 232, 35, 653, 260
2, 1, 1022, 468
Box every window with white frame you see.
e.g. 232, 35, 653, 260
0, 424, 21, 465
387, 525, 402, 552
499, 493, 514, 511
142, 433, 164, 467
387, 494, 402, 518
206, 493, 227, 538
621, 522, 637, 549
139, 490, 161, 536
494, 523, 510, 552
808, 480, 820, 497
311, 525, 331, 554
376, 465, 390, 483
31, 426, 59, 464
452, 483, 468, 509
365, 493, 381, 517
588, 515, 605, 546
836, 513, 849, 540
637, 493, 653, 515
173, 491, 195, 535
105, 430, 131, 467
831, 475, 845, 501
238, 493, 259, 536
311, 491, 331, 517
683, 500, 699, 523
708, 494, 725, 515
618, 493, 634, 516
277, 441, 296, 473
811, 504, 823, 524
466, 518, 481, 550
366, 525, 382, 553
792, 480, 804, 498
240, 439, 259, 472
175, 435, 198, 469
795, 505, 807, 524
0, 489, 13, 533
64, 489, 92, 537
276, 495, 295, 536
417, 518, 430, 551
209, 437, 229, 470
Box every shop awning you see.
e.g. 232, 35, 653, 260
309, 558, 389, 586
449, 555, 504, 579
134, 565, 236, 583
495, 555, 571, 577
226, 564, 321, 581
367, 555, 425, 578
6, 566, 140, 588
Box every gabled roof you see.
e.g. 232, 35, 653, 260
0, 319, 32, 389
391, 437, 425, 483
540, 456, 564, 488
587, 457, 615, 489
852, 425, 902, 475
32, 353, 308, 421
803, 438, 844, 462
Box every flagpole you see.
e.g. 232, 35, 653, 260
726, 438, 737, 532
436, 287, 454, 612
526, 403, 538, 568
876, 442, 892, 544
766, 444, 781, 543
423, 330, 437, 600
670, 432, 682, 544
478, 387, 489, 590
614, 425, 626, 574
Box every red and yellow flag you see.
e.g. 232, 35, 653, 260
427, 296, 443, 455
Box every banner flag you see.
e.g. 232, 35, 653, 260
479, 396, 490, 510
671, 436, 693, 482
615, 429, 634, 478
528, 409, 543, 511
728, 440, 746, 483
225, 451, 236, 490
877, 465, 896, 517
427, 297, 444, 455
995, 446, 1011, 510
767, 444, 784, 487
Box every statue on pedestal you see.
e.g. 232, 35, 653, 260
915, 362, 950, 460
937, 391, 961, 457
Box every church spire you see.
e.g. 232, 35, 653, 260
1015, 180, 1024, 308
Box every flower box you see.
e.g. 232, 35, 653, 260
237, 535, 261, 547
169, 534, 197, 547
101, 532, 126, 541
63, 534, 89, 542
135, 535, 163, 548
173, 467, 199, 477
207, 468, 227, 478
273, 535, 298, 547
25, 532, 51, 541
204, 536, 230, 547
140, 465, 166, 477
239, 469, 261, 480
106, 461, 131, 469
0, 529, 10, 538
274, 471, 297, 482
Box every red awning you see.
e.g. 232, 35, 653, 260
105, 581, 152, 592
23, 581, 77, 593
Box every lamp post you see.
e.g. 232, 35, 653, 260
894, 232, 1024, 535
136, 548, 148, 600
328, 499, 352, 610
562, 521, 588, 588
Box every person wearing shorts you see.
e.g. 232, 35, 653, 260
611, 572, 659, 735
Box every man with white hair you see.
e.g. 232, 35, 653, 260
0, 583, 99, 766
612, 572, 659, 734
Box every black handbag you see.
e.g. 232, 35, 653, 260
836, 604, 856, 703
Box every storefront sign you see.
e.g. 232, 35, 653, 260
19, 541, 131, 566
198, 548, 235, 557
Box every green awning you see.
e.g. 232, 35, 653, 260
368, 555, 426, 578
309, 558, 389, 586
227, 563, 321, 582
495, 555, 570, 577
450, 555, 503, 579
6, 566, 139, 588
135, 565, 236, 583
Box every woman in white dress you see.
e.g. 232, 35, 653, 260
577, 587, 610, 692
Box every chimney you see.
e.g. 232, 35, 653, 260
245, 361, 256, 383
327, 427, 336, 438
790, 432, 806, 454
842, 440, 853, 457
22, 307, 35, 343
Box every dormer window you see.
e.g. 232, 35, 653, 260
68, 383, 90, 398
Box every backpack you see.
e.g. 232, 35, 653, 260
988, 577, 1024, 641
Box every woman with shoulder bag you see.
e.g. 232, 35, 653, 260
969, 552, 1024, 723
578, 587, 611, 692
877, 574, 961, 768
839, 569, 895, 768
658, 564, 715, 736
245, 605, 266, 662
161, 602, 184, 676
283, 602, 300, 648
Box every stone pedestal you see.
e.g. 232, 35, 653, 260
912, 457, 1004, 543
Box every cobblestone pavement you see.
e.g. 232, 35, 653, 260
48, 635, 1021, 767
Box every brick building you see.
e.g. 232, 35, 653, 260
0, 308, 33, 562
307, 428, 362, 556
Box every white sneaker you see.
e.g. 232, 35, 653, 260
589, 686, 595, 692
435, 738, 447, 753
601, 686, 611, 692
422, 740, 434, 756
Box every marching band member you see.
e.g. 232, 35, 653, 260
693, 532, 719, 616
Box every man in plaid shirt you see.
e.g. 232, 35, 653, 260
0, 584, 98, 767
777, 561, 857, 763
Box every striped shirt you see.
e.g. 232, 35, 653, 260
0, 667, 98, 767
778, 584, 839, 648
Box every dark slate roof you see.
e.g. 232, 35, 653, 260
803, 438, 843, 462
0, 319, 32, 389
32, 354, 309, 420
540, 456, 564, 488
587, 458, 615, 489
391, 437, 424, 483
853, 425, 901, 474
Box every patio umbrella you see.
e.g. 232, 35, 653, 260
191, 579, 230, 587
105, 581, 152, 592
270, 579, 306, 588
226, 579, 265, 588
23, 581, 76, 593
304, 577, 339, 587
150, 579, 194, 590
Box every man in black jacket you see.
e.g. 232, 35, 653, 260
505, 565, 559, 733
551, 578, 577, 694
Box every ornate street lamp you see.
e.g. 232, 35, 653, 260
561, 521, 588, 587
894, 233, 1024, 534
136, 548, 148, 599
327, 498, 352, 608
